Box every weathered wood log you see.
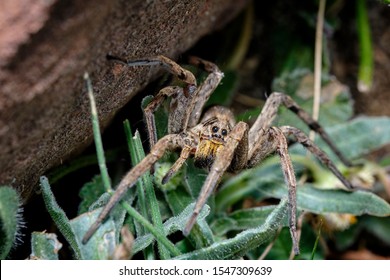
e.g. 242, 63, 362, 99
0, 0, 248, 202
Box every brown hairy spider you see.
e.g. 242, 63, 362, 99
82, 55, 354, 255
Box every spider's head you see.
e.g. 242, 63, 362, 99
194, 106, 236, 168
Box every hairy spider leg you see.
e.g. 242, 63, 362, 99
242, 125, 300, 255
183, 121, 249, 236
143, 86, 183, 149
187, 56, 224, 128
107, 54, 198, 149
280, 126, 354, 190
82, 134, 186, 244
248, 92, 353, 168
162, 145, 192, 184
106, 54, 197, 87
270, 127, 300, 256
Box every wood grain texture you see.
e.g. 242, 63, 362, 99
0, 0, 248, 202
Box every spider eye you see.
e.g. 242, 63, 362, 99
212, 126, 219, 133
221, 129, 227, 136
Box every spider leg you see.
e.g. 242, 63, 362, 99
108, 54, 199, 149
82, 134, 185, 244
270, 127, 300, 256
183, 122, 249, 235
280, 126, 354, 190
162, 145, 192, 184
249, 92, 353, 167
187, 57, 224, 127
246, 126, 300, 255
107, 54, 197, 90
143, 86, 183, 149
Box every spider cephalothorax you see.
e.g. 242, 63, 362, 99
194, 106, 235, 169
82, 55, 354, 256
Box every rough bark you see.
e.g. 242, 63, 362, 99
0, 0, 248, 202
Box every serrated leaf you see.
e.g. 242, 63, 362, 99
174, 199, 288, 260
69, 208, 116, 260
30, 232, 62, 260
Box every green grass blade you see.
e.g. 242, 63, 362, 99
39, 176, 84, 259
124, 121, 170, 259
311, 221, 322, 260
123, 121, 153, 259
84, 72, 111, 191
118, 200, 181, 257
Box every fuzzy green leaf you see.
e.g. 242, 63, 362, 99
256, 181, 390, 217
216, 163, 281, 211
165, 183, 214, 249
183, 159, 208, 199
289, 116, 390, 162
40, 176, 84, 259
211, 205, 284, 236
218, 166, 390, 218
69, 208, 116, 260
30, 232, 62, 260
0, 186, 22, 259
323, 116, 390, 160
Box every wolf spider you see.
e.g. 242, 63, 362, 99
82, 55, 354, 255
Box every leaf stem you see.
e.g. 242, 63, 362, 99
311, 219, 323, 260
356, 0, 373, 93
310, 0, 326, 142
